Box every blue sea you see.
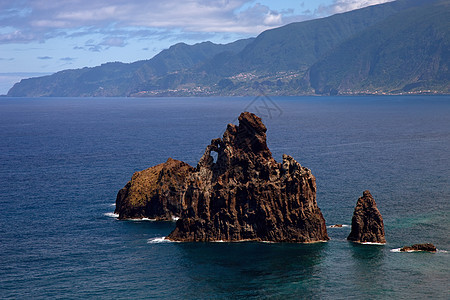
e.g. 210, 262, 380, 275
0, 96, 449, 299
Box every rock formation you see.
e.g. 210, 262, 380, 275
115, 158, 194, 220
115, 112, 329, 243
168, 112, 328, 242
400, 243, 437, 252
347, 190, 386, 244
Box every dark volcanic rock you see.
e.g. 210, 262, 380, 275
167, 112, 329, 242
400, 243, 437, 252
115, 158, 194, 220
347, 190, 386, 244
115, 112, 329, 243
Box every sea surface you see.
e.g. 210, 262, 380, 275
0, 96, 449, 299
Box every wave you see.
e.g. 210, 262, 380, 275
147, 237, 172, 244
109, 216, 178, 222
390, 248, 448, 253
390, 248, 402, 252
110, 203, 116, 207
104, 212, 119, 218
129, 217, 157, 221
327, 224, 350, 228
360, 242, 385, 245
213, 239, 277, 243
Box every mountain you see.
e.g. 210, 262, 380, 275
7, 39, 254, 97
7, 0, 449, 97
202, 0, 431, 76
308, 0, 450, 94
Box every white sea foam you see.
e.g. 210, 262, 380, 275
110, 203, 116, 207
328, 224, 350, 228
147, 237, 171, 244
360, 242, 385, 245
390, 248, 447, 253
213, 239, 253, 243
104, 212, 119, 218
129, 217, 157, 221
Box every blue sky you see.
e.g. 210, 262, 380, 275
0, 0, 393, 94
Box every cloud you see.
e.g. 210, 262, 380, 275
60, 57, 75, 61
0, 30, 37, 43
0, 0, 290, 45
37, 56, 52, 60
100, 37, 127, 47
0, 0, 396, 46
72, 36, 129, 52
316, 0, 394, 15
264, 12, 282, 26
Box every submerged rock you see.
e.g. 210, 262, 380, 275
115, 112, 329, 243
400, 243, 437, 252
347, 190, 386, 244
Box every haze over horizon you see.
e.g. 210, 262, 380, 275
0, 0, 394, 94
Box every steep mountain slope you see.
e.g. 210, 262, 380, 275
201, 0, 433, 77
308, 0, 450, 94
140, 0, 441, 95
6, 0, 448, 97
7, 39, 253, 97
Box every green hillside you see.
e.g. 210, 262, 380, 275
204, 0, 428, 76
7, 39, 253, 97
7, 0, 449, 97
308, 0, 450, 94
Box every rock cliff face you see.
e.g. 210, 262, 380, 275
168, 112, 328, 242
115, 158, 194, 220
115, 112, 329, 243
347, 190, 386, 244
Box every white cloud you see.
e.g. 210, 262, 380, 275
1, 0, 280, 44
0, 0, 396, 46
0, 30, 36, 43
264, 12, 283, 26
316, 0, 394, 15
100, 37, 127, 48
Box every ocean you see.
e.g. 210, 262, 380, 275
0, 96, 448, 299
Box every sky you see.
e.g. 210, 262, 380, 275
0, 0, 393, 94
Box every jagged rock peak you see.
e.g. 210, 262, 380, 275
347, 190, 386, 244
168, 112, 328, 242
234, 112, 270, 154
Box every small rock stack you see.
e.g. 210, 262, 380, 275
347, 190, 386, 244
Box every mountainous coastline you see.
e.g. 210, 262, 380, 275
7, 0, 449, 97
